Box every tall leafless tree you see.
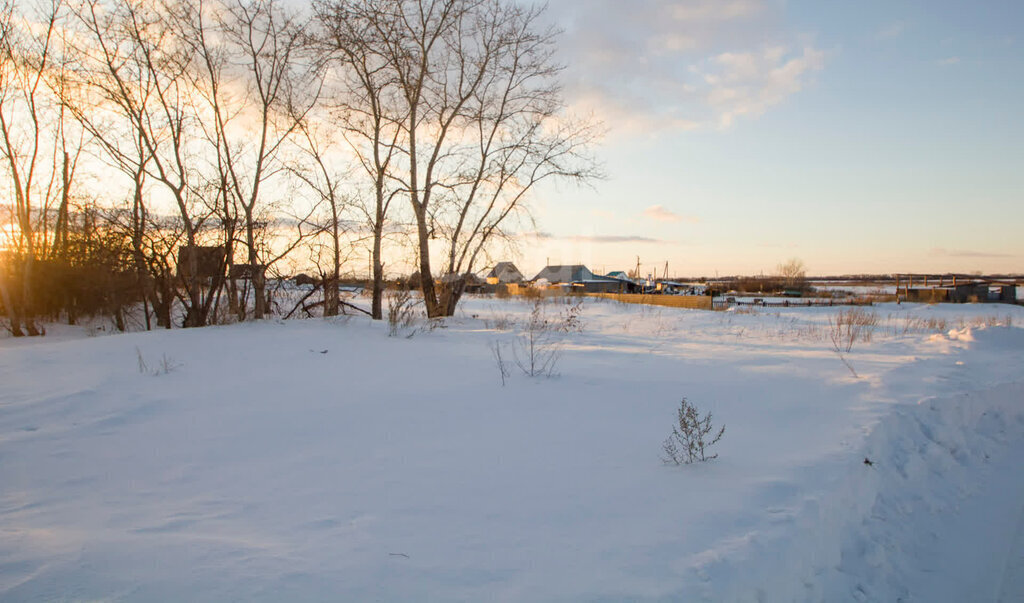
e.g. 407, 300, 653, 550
186, 0, 319, 320
71, 0, 222, 327
314, 0, 599, 318
314, 0, 408, 320
286, 112, 353, 317
0, 0, 85, 335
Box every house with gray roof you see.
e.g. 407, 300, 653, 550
531, 265, 595, 284
485, 262, 525, 283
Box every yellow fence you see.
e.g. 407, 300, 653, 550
503, 284, 713, 310
584, 293, 713, 310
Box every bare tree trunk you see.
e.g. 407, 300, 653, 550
0, 269, 25, 336
323, 201, 341, 317
245, 210, 266, 319
371, 223, 384, 320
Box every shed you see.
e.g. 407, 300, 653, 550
573, 277, 640, 294
177, 246, 225, 279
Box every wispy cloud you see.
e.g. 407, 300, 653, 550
524, 231, 666, 244
936, 56, 961, 67
643, 205, 699, 224
698, 46, 825, 127
550, 0, 824, 134
929, 247, 1014, 259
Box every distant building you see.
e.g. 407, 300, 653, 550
903, 281, 1017, 304
485, 262, 525, 284
532, 264, 595, 284
605, 271, 630, 281
530, 264, 642, 293
574, 277, 641, 294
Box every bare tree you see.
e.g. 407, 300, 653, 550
777, 258, 807, 291
185, 0, 319, 320
0, 0, 84, 335
315, 0, 599, 318
314, 0, 407, 320
287, 113, 353, 317
71, 0, 222, 327
431, 2, 602, 314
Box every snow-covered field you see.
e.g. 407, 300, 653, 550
2, 297, 1023, 601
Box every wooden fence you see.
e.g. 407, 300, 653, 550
585, 293, 714, 310
719, 298, 876, 309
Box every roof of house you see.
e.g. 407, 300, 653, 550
485, 262, 524, 282
532, 264, 595, 283
440, 272, 484, 284
605, 271, 630, 280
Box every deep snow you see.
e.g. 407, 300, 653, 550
1, 298, 1022, 601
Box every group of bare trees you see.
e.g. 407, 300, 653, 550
0, 0, 598, 336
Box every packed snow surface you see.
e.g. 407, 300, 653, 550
1, 298, 1023, 601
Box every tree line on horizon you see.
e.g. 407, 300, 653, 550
0, 0, 601, 336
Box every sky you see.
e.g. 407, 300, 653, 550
516, 0, 1024, 278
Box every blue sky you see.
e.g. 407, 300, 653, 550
520, 0, 1023, 277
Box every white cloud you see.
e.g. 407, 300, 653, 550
699, 46, 825, 127
550, 0, 824, 135
936, 56, 961, 67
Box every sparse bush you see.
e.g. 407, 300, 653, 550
828, 308, 878, 353
894, 314, 948, 335
135, 347, 181, 376
662, 398, 725, 464
511, 296, 585, 377
962, 314, 1014, 329
386, 288, 420, 337
513, 297, 562, 377
556, 297, 585, 333
484, 313, 516, 331
495, 284, 510, 299
489, 340, 510, 386
827, 308, 877, 378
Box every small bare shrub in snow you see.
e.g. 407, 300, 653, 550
892, 314, 948, 335
386, 289, 421, 337
489, 340, 511, 386
828, 308, 878, 353
827, 308, 877, 378
662, 398, 725, 464
512, 297, 585, 378
962, 314, 1013, 329
483, 313, 515, 331
135, 347, 181, 376
557, 297, 585, 333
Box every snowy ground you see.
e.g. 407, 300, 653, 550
1, 297, 1023, 601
